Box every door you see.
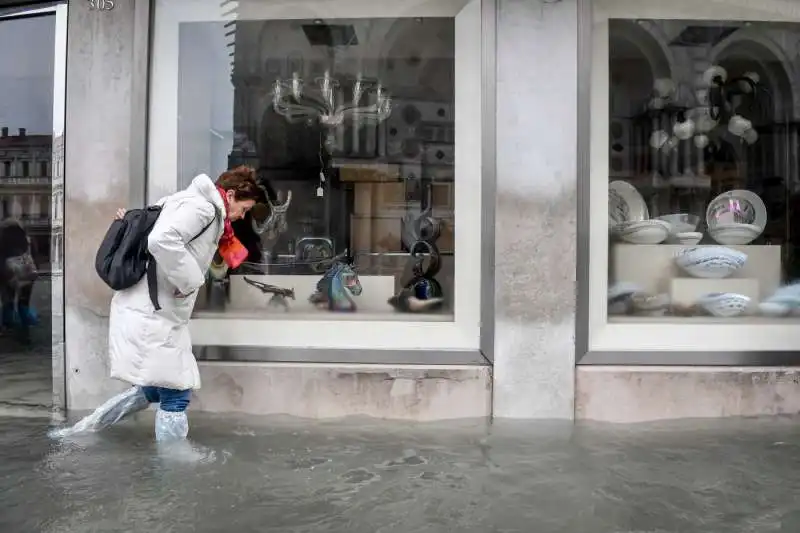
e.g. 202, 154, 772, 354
0, 1, 67, 416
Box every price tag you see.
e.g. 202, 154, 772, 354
316, 186, 324, 197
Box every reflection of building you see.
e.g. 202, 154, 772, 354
0, 126, 52, 269
223, 17, 456, 277
51, 134, 64, 273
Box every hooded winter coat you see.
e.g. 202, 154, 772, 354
108, 174, 225, 391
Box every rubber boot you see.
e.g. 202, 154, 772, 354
155, 409, 189, 442
49, 386, 150, 438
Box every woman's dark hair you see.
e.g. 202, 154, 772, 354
215, 166, 265, 203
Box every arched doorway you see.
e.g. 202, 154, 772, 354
712, 37, 795, 271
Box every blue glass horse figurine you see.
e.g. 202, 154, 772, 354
308, 254, 363, 312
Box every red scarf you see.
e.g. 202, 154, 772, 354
216, 186, 248, 269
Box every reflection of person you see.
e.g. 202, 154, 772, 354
0, 219, 39, 337
51, 167, 261, 442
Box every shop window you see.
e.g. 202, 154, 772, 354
591, 0, 800, 352
148, 0, 484, 350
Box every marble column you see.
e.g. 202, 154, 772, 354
11, 195, 22, 218
63, 0, 143, 409
492, 0, 577, 419
28, 195, 38, 218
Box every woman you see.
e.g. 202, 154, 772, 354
52, 167, 263, 441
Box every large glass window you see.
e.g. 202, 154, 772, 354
149, 0, 483, 350
0, 4, 63, 411
591, 0, 800, 352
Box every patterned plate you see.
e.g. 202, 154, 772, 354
674, 246, 747, 279
706, 190, 767, 230
609, 181, 648, 227
697, 292, 750, 318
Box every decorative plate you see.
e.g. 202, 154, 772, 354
706, 190, 767, 231
696, 292, 750, 318
675, 246, 747, 279
609, 181, 648, 227
613, 220, 670, 244
708, 223, 762, 246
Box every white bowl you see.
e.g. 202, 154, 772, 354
613, 220, 671, 245
608, 282, 643, 301
673, 231, 703, 245
761, 283, 800, 308
608, 282, 642, 315
697, 292, 750, 317
708, 223, 762, 245
759, 301, 792, 317
675, 246, 747, 279
656, 214, 701, 234
631, 293, 671, 312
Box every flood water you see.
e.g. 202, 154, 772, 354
2, 414, 800, 532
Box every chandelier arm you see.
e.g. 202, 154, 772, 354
338, 105, 385, 122
274, 92, 332, 115
273, 101, 324, 123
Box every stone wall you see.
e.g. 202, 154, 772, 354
63, 0, 140, 409
491, 0, 578, 419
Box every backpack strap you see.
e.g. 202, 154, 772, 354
147, 208, 219, 311
189, 212, 217, 243
147, 259, 161, 311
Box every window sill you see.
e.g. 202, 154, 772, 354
193, 310, 454, 322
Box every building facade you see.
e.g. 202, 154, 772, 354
15, 0, 800, 421
0, 127, 53, 269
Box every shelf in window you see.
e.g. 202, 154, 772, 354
193, 310, 453, 322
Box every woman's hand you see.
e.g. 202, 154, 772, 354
115, 208, 127, 220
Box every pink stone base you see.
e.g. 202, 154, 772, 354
576, 366, 800, 423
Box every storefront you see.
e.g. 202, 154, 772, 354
148, 0, 488, 357
576, 0, 800, 421
56, 0, 502, 420
27, 0, 800, 422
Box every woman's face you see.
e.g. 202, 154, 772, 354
225, 190, 255, 221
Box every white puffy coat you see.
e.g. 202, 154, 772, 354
108, 174, 225, 391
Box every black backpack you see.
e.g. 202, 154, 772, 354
94, 206, 215, 311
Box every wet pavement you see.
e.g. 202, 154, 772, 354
2, 414, 800, 532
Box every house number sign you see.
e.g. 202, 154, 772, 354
88, 0, 115, 10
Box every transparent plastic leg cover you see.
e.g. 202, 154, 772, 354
155, 409, 189, 442
49, 386, 150, 438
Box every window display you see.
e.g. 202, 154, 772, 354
589, 0, 800, 352
148, 0, 484, 350
605, 16, 800, 323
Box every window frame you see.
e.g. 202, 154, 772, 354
577, 0, 800, 364
145, 0, 496, 357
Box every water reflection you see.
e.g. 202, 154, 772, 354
3, 415, 800, 531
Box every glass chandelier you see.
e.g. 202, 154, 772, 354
648, 65, 771, 152
272, 70, 392, 140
